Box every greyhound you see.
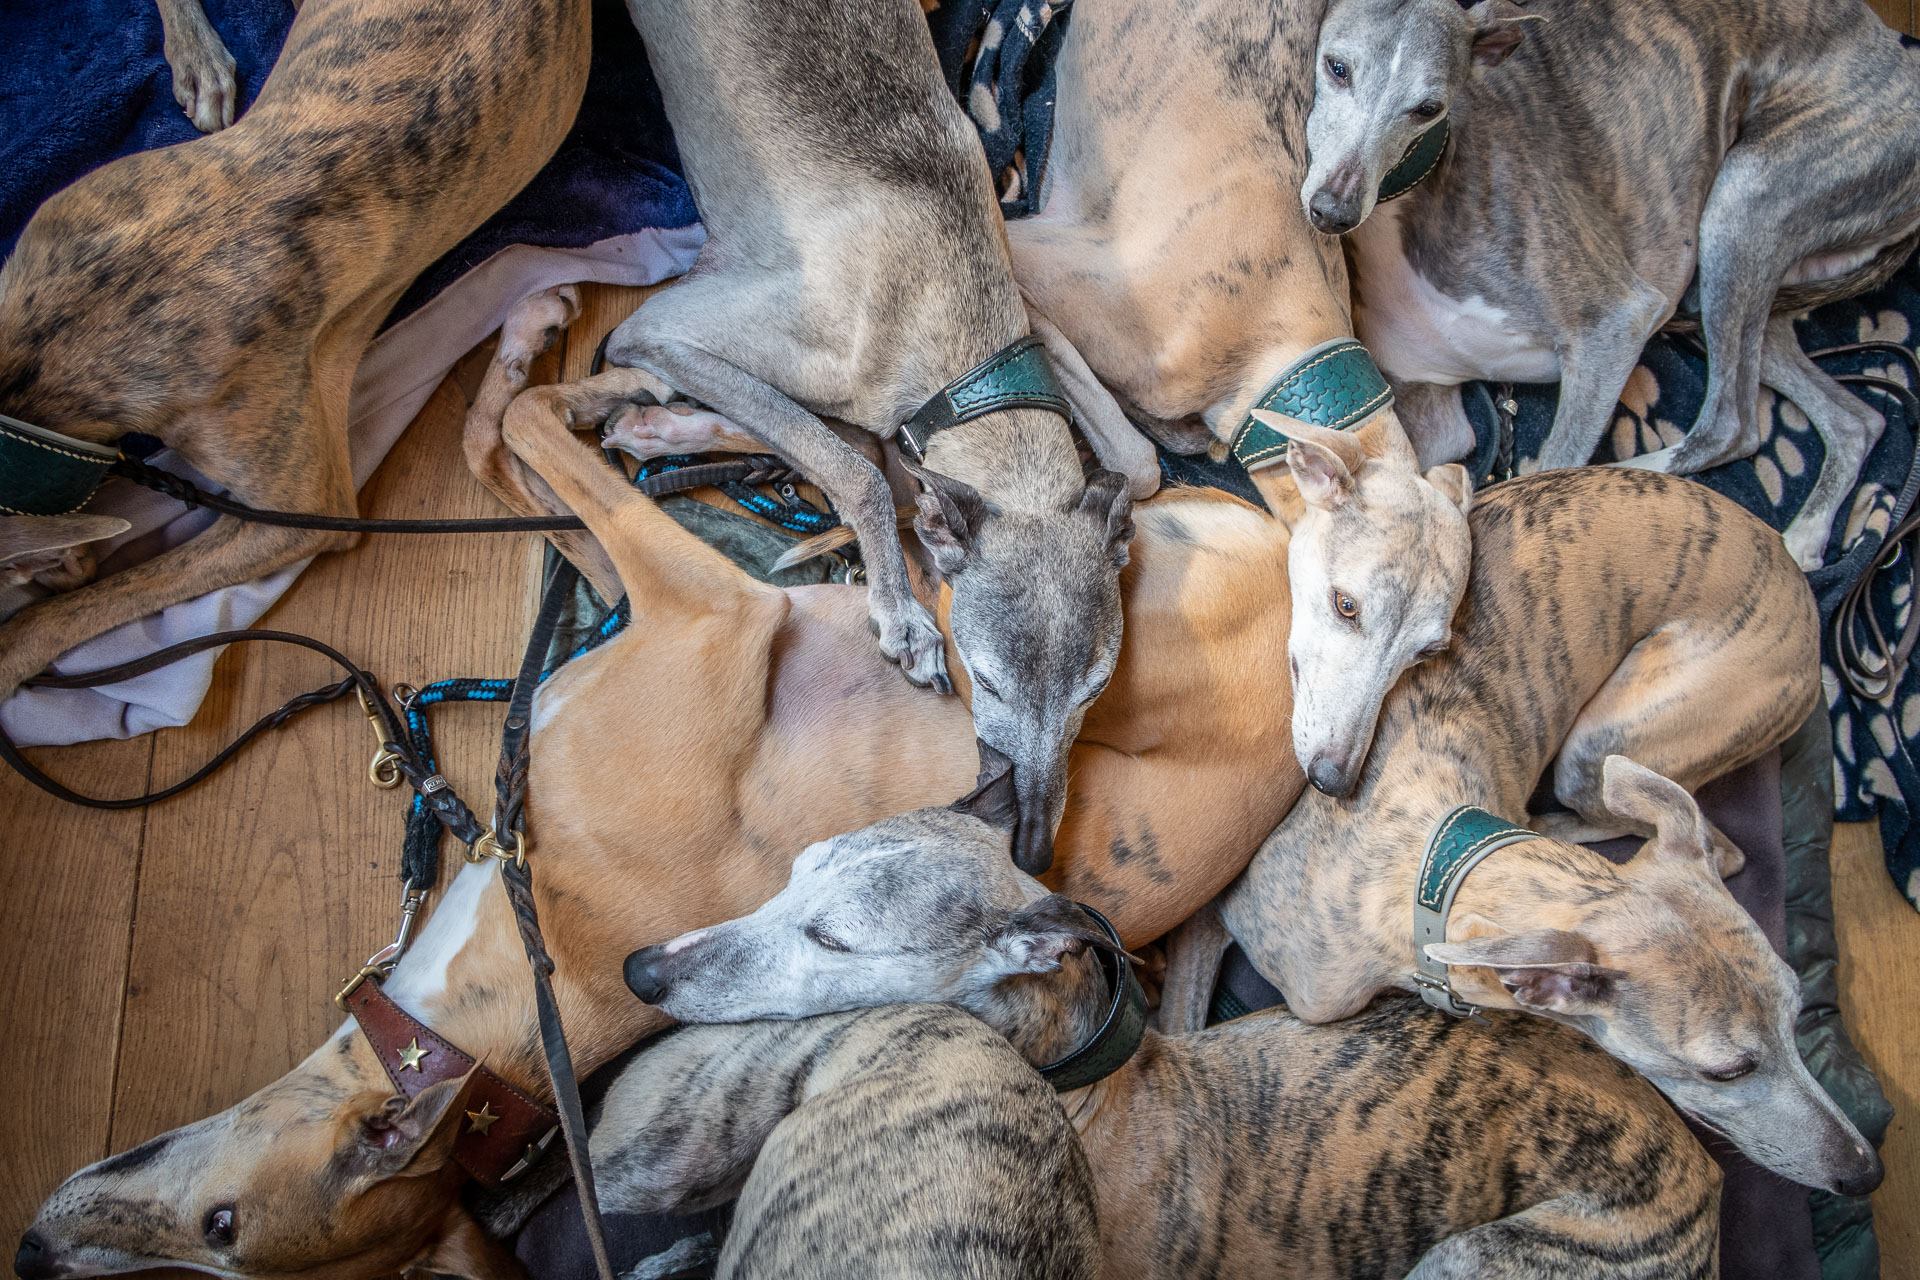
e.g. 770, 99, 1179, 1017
0, 0, 590, 704
1210, 467, 1881, 1196
1302, 0, 1920, 567
546, 0, 1141, 869
589, 1004, 1100, 1280
996, 0, 1476, 789
620, 767, 1723, 1280
1, 516, 130, 623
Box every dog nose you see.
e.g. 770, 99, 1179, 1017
15, 1230, 57, 1280
1831, 1143, 1885, 1197
623, 947, 669, 1004
1013, 815, 1055, 876
1308, 189, 1357, 235
1307, 753, 1352, 796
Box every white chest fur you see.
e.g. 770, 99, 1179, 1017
1350, 201, 1560, 386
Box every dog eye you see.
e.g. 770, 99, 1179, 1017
971, 671, 1002, 699
1324, 56, 1350, 85
1331, 589, 1360, 622
1419, 637, 1451, 660
1410, 100, 1443, 120
204, 1207, 236, 1248
1701, 1059, 1756, 1083
806, 925, 850, 953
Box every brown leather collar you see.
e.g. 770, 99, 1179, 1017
343, 980, 558, 1186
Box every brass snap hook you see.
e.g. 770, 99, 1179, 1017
356, 686, 404, 789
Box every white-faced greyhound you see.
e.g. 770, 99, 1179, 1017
617, 762, 1723, 1280
1301, 0, 1920, 567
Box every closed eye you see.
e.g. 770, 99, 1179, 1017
806, 925, 850, 953
1419, 637, 1451, 660
971, 671, 1002, 700
1410, 100, 1443, 120
1701, 1059, 1756, 1083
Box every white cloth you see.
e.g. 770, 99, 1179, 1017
2, 225, 703, 747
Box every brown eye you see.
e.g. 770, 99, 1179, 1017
1332, 589, 1359, 621
205, 1207, 235, 1248
1411, 100, 1443, 120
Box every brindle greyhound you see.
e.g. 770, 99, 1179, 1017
590, 1003, 1101, 1280
1207, 467, 1881, 1196
619, 773, 1722, 1280
1303, 0, 1920, 567
1000, 0, 1475, 791
0, 0, 590, 704
551, 0, 1142, 870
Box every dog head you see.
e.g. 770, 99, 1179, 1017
15, 1045, 516, 1280
1274, 412, 1472, 796
1301, 0, 1541, 234
1425, 757, 1882, 1196
624, 748, 1121, 1048
912, 464, 1133, 876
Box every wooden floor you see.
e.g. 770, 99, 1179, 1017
3, 284, 1917, 1276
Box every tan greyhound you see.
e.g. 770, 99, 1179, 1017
1210, 466, 1882, 1197
0, 0, 590, 704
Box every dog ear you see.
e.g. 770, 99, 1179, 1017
990, 894, 1132, 975
907, 463, 991, 576
950, 740, 1019, 832
1423, 462, 1473, 514
343, 1073, 473, 1184
1425, 927, 1621, 1012
415, 1208, 526, 1280
1467, 0, 1543, 67
1281, 438, 1355, 512
1599, 755, 1726, 870
1074, 468, 1135, 568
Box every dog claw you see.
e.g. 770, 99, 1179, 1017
869, 598, 948, 691
166, 22, 239, 133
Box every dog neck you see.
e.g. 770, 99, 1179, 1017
922, 404, 1086, 511
971, 946, 1115, 1076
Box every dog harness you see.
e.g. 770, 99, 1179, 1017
896, 334, 1074, 461
0, 413, 118, 516
1039, 902, 1150, 1093
1228, 338, 1395, 471
1411, 804, 1542, 1016
1376, 118, 1450, 205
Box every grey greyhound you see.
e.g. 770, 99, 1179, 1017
1302, 0, 1920, 566
590, 1003, 1100, 1280
570, 0, 1138, 870
618, 765, 1723, 1280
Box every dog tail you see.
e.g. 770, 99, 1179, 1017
771, 510, 915, 571
1663, 225, 1920, 334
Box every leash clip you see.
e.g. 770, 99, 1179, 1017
334, 882, 429, 1008
356, 687, 404, 789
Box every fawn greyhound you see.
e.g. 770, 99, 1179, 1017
619, 765, 1722, 1280
1304, 0, 1920, 566
564, 0, 1142, 870
1001, 0, 1476, 789
589, 1003, 1100, 1280
1208, 467, 1881, 1196
0, 0, 590, 704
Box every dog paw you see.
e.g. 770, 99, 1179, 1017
165, 16, 238, 132
498, 285, 582, 376
602, 402, 763, 460
1780, 519, 1830, 572
869, 597, 950, 692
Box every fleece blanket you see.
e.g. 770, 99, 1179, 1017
0, 0, 700, 747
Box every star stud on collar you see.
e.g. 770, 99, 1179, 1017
465, 1101, 499, 1135
397, 1038, 430, 1072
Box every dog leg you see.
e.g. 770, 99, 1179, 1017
462, 286, 626, 600
601, 401, 767, 462
1760, 317, 1886, 570
606, 330, 947, 691
1393, 380, 1476, 471
1406, 1193, 1717, 1280
155, 0, 238, 132
1024, 302, 1160, 499
1153, 900, 1231, 1035
1533, 282, 1666, 472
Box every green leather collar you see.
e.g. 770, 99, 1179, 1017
1227, 338, 1394, 472
1377, 118, 1449, 204
1412, 805, 1541, 1017
1039, 903, 1148, 1093
897, 335, 1073, 462
0, 413, 119, 516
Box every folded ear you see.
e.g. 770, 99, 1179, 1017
1426, 926, 1620, 1012
1467, 0, 1543, 67
1601, 755, 1719, 867
950, 740, 1019, 832
1423, 462, 1473, 513
342, 1073, 473, 1186
1264, 416, 1361, 512
1074, 468, 1135, 568
907, 463, 992, 576
990, 894, 1135, 976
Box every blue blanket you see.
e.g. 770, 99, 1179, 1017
0, 0, 696, 319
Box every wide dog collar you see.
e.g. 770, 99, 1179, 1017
1228, 338, 1394, 471
1412, 805, 1541, 1017
896, 335, 1073, 461
0, 412, 119, 516
342, 978, 559, 1186
1039, 903, 1149, 1093
1377, 118, 1449, 204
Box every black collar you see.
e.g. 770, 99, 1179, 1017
1038, 903, 1148, 1093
